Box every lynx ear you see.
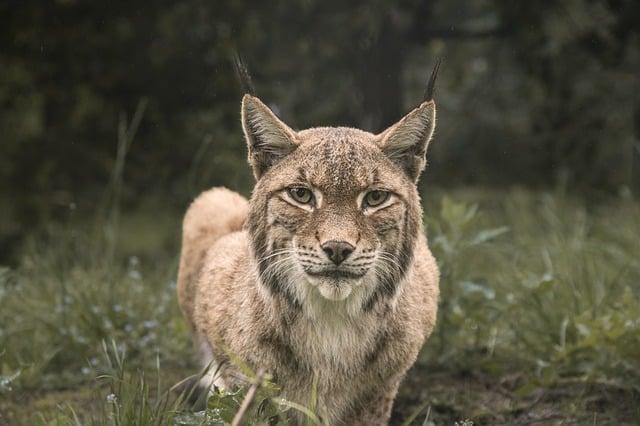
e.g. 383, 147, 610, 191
241, 94, 298, 179
376, 100, 436, 182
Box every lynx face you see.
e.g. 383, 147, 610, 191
243, 96, 435, 312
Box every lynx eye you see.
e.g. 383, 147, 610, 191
363, 190, 390, 208
287, 187, 313, 205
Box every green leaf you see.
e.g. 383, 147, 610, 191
468, 227, 509, 246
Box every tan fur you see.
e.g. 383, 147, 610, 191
177, 188, 249, 324
177, 95, 440, 425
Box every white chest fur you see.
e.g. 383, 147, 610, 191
290, 289, 381, 371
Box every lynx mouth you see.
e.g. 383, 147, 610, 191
303, 268, 365, 301
306, 269, 364, 280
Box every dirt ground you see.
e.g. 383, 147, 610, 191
390, 364, 638, 425
1, 364, 637, 425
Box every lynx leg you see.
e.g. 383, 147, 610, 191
346, 379, 401, 426
196, 337, 227, 393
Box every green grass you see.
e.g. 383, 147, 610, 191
1, 189, 639, 424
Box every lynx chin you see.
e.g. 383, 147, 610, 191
177, 72, 440, 425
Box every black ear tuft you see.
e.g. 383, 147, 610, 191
232, 51, 256, 96
423, 58, 442, 102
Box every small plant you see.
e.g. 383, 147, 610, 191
425, 196, 509, 365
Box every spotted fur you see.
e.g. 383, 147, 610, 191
177, 95, 440, 425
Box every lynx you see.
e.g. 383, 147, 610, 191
177, 68, 440, 425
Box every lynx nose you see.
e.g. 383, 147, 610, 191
321, 240, 354, 265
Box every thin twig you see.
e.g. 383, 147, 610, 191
231, 368, 266, 426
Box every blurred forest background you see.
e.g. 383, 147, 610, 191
2, 1, 640, 424
2, 0, 640, 262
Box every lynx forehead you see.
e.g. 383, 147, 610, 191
281, 128, 410, 193
177, 63, 441, 425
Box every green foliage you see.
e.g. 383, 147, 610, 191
175, 383, 285, 425
425, 191, 640, 394
1, 190, 639, 423
0, 222, 189, 392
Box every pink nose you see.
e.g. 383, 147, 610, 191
321, 240, 355, 265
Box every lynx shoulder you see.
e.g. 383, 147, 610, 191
177, 72, 440, 425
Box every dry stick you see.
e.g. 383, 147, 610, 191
231, 369, 266, 426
